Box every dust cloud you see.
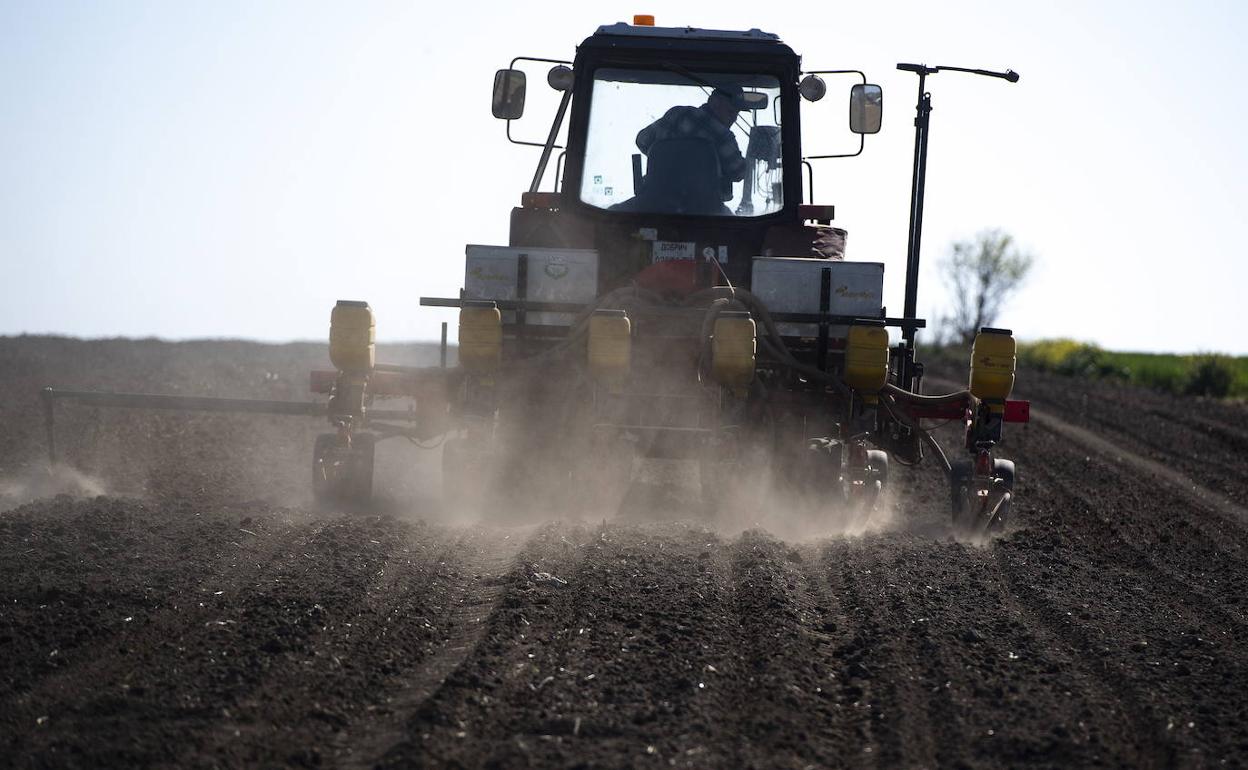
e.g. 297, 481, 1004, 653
0, 464, 109, 512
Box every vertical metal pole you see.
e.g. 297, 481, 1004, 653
41, 387, 56, 465
817, 267, 832, 372
515, 254, 528, 341
901, 70, 933, 390
902, 72, 931, 347
440, 322, 448, 368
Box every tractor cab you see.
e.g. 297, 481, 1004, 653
493, 20, 882, 292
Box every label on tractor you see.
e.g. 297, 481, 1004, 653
652, 241, 696, 262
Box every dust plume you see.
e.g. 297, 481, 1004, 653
0, 464, 109, 511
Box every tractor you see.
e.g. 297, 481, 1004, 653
42, 17, 1029, 534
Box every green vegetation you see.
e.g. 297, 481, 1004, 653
1017, 339, 1248, 398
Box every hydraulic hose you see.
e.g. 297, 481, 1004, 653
884, 382, 970, 405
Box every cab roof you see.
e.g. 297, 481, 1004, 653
593, 22, 781, 43
580, 22, 797, 63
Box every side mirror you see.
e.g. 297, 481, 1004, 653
849, 84, 883, 134
492, 69, 526, 120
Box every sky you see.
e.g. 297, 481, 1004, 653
3, 1, 1247, 354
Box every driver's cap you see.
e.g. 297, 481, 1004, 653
711, 82, 747, 110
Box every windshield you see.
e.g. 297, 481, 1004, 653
579, 67, 783, 218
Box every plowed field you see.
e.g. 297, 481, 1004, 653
2, 337, 1247, 768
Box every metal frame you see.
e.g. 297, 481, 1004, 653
895, 63, 1019, 386
503, 56, 573, 149
39, 388, 429, 465
419, 295, 924, 330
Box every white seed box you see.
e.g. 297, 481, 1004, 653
750, 257, 885, 338
464, 245, 599, 326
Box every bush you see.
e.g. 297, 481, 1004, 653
1018, 339, 1127, 379
1019, 340, 1244, 399
1183, 355, 1236, 398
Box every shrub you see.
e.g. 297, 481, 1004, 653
1183, 354, 1236, 398
1019, 339, 1127, 379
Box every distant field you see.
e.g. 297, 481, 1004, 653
1017, 338, 1248, 398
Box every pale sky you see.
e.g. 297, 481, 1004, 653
3, 1, 1246, 353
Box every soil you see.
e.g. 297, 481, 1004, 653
2, 336, 1247, 768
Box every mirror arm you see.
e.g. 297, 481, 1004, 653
529, 87, 573, 193
800, 70, 870, 157
503, 55, 572, 148
803, 134, 864, 161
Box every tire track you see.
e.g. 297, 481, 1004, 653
711, 531, 855, 768
342, 523, 541, 768
189, 517, 465, 766
2, 504, 322, 762
819, 537, 945, 768
1031, 405, 1248, 526
990, 542, 1179, 767
994, 474, 1248, 758
792, 541, 880, 764
373, 521, 606, 768
1011, 430, 1248, 632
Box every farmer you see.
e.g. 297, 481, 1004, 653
635, 83, 748, 200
